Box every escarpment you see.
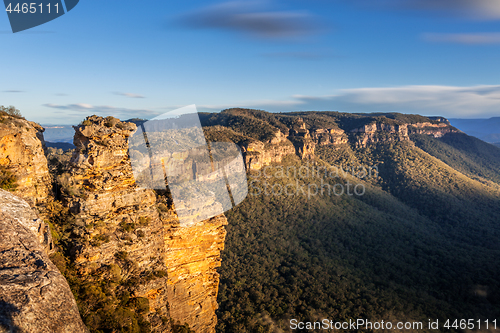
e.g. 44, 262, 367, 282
0, 112, 52, 206
0, 189, 88, 333
202, 109, 459, 170
407, 122, 459, 138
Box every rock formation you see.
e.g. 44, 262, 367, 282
209, 110, 461, 169
0, 112, 52, 206
241, 139, 295, 170
161, 210, 228, 333
349, 122, 410, 148
0, 189, 88, 333
407, 122, 459, 138
61, 116, 171, 331
63, 115, 228, 332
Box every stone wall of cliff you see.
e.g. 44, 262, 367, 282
161, 209, 228, 333
0, 189, 88, 333
235, 115, 459, 170
60, 115, 227, 333
59, 116, 172, 331
0, 112, 52, 206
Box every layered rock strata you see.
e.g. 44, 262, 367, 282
63, 116, 171, 331
0, 189, 88, 333
407, 122, 460, 138
65, 115, 227, 332
0, 113, 52, 206
161, 210, 228, 333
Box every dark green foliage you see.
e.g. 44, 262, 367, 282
138, 216, 150, 226
157, 203, 168, 212
120, 220, 136, 232
130, 297, 150, 314
216, 145, 500, 332
49, 252, 67, 275
0, 166, 17, 190
172, 322, 195, 333
412, 133, 500, 184
115, 251, 129, 260
199, 108, 288, 142
91, 233, 111, 246
104, 116, 120, 128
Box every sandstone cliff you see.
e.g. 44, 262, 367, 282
0, 189, 88, 333
60, 115, 227, 333
201, 109, 460, 170
349, 122, 410, 148
161, 209, 227, 333
59, 116, 172, 331
0, 112, 52, 206
407, 122, 459, 138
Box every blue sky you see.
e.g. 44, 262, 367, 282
1, 0, 500, 124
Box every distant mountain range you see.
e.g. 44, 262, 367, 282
449, 117, 500, 144
42, 125, 74, 143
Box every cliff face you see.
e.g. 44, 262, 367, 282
241, 132, 296, 170
204, 110, 460, 170
349, 122, 460, 147
241, 124, 348, 170
63, 115, 227, 332
62, 116, 171, 331
0, 113, 52, 206
408, 122, 460, 138
162, 210, 228, 333
0, 189, 88, 333
349, 122, 409, 148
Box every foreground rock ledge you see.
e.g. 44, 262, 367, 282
0, 189, 88, 333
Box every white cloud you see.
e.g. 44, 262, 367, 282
229, 85, 500, 118
355, 0, 500, 20
43, 103, 159, 119
422, 32, 500, 44
114, 92, 145, 98
41, 85, 500, 122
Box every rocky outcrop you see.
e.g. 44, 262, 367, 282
408, 122, 460, 138
0, 113, 52, 206
64, 115, 227, 332
311, 128, 348, 145
0, 189, 88, 333
349, 122, 410, 148
348, 121, 460, 147
162, 210, 228, 333
0, 189, 54, 254
241, 139, 296, 170
62, 116, 171, 331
